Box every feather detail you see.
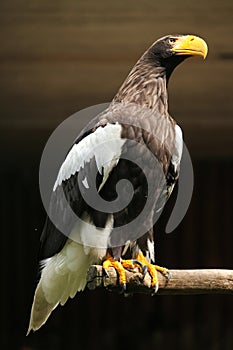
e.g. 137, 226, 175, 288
113, 61, 168, 115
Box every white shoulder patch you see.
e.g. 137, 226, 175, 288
53, 123, 125, 191
171, 124, 183, 172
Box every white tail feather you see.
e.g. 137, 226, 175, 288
27, 215, 113, 334
27, 240, 94, 334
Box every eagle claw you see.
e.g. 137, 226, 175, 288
120, 283, 127, 293
165, 270, 171, 280
103, 267, 110, 278
151, 283, 159, 296
131, 259, 148, 277
142, 265, 148, 278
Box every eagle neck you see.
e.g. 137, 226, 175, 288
113, 60, 169, 115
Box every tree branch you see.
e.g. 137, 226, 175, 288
87, 265, 233, 295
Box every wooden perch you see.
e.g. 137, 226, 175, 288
87, 265, 233, 295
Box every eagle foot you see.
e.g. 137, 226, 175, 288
135, 251, 171, 294
102, 254, 147, 292
102, 252, 170, 294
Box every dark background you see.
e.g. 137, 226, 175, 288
0, 1, 232, 349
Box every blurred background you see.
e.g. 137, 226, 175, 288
0, 0, 232, 349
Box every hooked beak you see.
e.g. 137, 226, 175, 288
171, 35, 208, 59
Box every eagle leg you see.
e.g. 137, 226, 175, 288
135, 251, 170, 293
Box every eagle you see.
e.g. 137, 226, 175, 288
27, 34, 208, 334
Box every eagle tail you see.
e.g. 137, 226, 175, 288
27, 240, 91, 335
26, 281, 58, 335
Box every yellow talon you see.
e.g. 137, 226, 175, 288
121, 259, 138, 270
135, 251, 170, 291
102, 254, 144, 290
103, 254, 127, 289
102, 251, 170, 293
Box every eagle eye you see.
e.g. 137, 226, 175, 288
168, 38, 177, 44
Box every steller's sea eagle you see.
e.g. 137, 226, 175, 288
27, 34, 208, 334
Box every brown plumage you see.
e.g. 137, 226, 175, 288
113, 62, 168, 114
28, 34, 208, 334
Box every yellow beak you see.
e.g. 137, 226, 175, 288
171, 35, 208, 59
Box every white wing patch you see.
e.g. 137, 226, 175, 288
53, 123, 125, 191
171, 124, 183, 172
